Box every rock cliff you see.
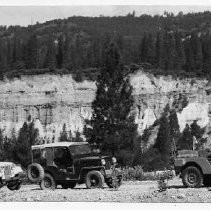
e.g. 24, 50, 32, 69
0, 70, 211, 145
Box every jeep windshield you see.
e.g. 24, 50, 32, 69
69, 144, 92, 156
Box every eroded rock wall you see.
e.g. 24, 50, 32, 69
0, 70, 211, 145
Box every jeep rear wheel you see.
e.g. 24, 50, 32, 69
182, 166, 203, 188
7, 181, 22, 191
40, 173, 56, 190
85, 171, 104, 189
27, 163, 44, 183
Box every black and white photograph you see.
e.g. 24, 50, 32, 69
0, 0, 211, 203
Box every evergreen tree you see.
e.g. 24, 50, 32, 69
203, 34, 211, 74
154, 108, 172, 167
0, 39, 8, 72
165, 31, 176, 70
190, 32, 203, 71
25, 34, 38, 69
190, 120, 207, 150
13, 121, 39, 168
84, 39, 137, 163
74, 130, 83, 142
169, 109, 181, 158
174, 31, 186, 70
0, 129, 5, 161
184, 39, 195, 72
155, 31, 165, 69
59, 123, 68, 142
177, 124, 193, 150
44, 35, 56, 71
139, 33, 148, 62
56, 35, 64, 69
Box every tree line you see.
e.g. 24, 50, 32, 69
0, 11, 211, 77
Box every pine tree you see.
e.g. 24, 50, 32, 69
0, 39, 8, 72
190, 120, 207, 150
56, 35, 64, 69
25, 34, 38, 69
74, 130, 83, 142
13, 121, 39, 168
190, 32, 203, 72
184, 39, 195, 72
169, 109, 181, 158
59, 123, 68, 142
174, 31, 186, 70
154, 106, 172, 167
0, 129, 5, 161
203, 34, 211, 74
177, 124, 193, 150
155, 31, 165, 69
84, 39, 137, 162
44, 34, 56, 71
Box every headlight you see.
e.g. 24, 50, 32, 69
101, 159, 106, 165
11, 165, 23, 175
112, 157, 117, 164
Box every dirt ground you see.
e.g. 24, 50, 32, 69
1, 177, 211, 202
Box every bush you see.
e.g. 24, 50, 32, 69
122, 166, 175, 181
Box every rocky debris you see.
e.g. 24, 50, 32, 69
1, 177, 211, 202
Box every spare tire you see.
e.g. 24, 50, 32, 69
27, 163, 44, 183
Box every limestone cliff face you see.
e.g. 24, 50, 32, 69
0, 71, 211, 145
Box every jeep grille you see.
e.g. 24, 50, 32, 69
105, 161, 112, 169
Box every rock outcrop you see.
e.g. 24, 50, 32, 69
0, 70, 211, 145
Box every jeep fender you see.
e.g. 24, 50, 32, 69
175, 157, 211, 175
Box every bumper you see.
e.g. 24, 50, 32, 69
2, 171, 26, 182
174, 166, 181, 176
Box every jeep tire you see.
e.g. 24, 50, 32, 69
181, 166, 203, 188
106, 176, 122, 188
85, 170, 104, 189
40, 173, 56, 190
7, 181, 22, 191
27, 163, 44, 183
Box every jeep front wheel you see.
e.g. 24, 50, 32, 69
106, 176, 122, 188
181, 166, 203, 188
7, 181, 22, 191
40, 173, 56, 190
85, 171, 104, 189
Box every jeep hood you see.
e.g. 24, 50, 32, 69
74, 155, 110, 160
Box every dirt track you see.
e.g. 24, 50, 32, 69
1, 177, 211, 202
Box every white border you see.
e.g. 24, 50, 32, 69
0, 0, 211, 6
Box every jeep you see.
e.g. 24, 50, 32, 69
174, 149, 211, 188
27, 142, 123, 190
0, 162, 25, 190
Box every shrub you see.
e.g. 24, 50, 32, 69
122, 166, 175, 181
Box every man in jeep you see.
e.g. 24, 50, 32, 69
27, 142, 122, 190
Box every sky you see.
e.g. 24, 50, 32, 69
0, 3, 211, 26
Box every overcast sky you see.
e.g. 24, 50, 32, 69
0, 5, 211, 26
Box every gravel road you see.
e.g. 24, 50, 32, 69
1, 177, 211, 202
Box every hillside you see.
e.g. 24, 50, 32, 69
0, 11, 211, 79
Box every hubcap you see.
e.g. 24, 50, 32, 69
90, 175, 99, 187
44, 178, 52, 188
31, 167, 39, 178
188, 172, 197, 184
